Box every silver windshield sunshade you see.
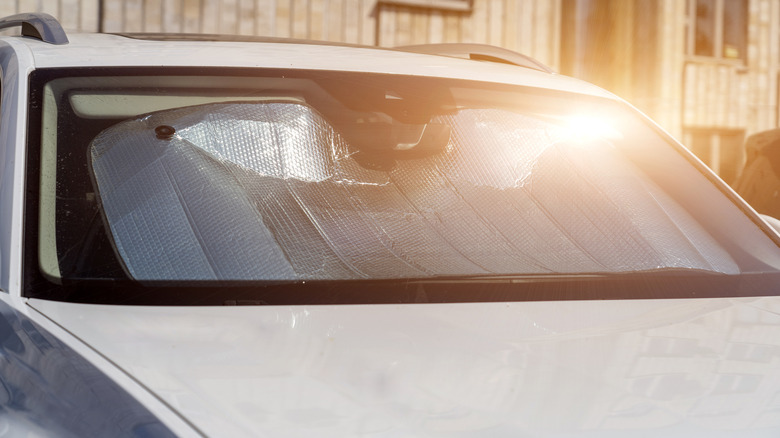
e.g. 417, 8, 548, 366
88, 102, 738, 282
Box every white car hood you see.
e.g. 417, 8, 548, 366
29, 296, 780, 437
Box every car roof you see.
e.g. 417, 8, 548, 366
0, 31, 617, 100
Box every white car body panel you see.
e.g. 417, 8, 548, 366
7, 293, 200, 436
29, 296, 780, 437
22, 34, 615, 99
0, 38, 36, 294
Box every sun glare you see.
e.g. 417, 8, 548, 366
562, 115, 623, 144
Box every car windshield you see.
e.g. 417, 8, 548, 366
24, 68, 780, 304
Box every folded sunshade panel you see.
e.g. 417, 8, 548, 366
88, 102, 738, 281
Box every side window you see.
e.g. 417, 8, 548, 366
687, 0, 747, 61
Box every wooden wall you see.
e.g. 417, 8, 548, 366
1, 0, 99, 32
375, 0, 560, 67
101, 0, 378, 44
683, 63, 751, 130
682, 0, 780, 135
0, 0, 560, 68
648, 0, 685, 139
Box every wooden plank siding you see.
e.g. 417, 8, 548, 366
0, 0, 96, 32
682, 63, 745, 129
0, 0, 559, 68
681, 0, 778, 136
374, 0, 560, 68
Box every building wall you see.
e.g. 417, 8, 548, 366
100, 0, 378, 45
1, 0, 99, 32
375, 0, 560, 68
1, 0, 560, 68
680, 0, 778, 134
653, 0, 685, 140
676, 0, 780, 182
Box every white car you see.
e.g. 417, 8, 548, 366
2, 12, 780, 438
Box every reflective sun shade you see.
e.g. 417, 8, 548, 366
89, 102, 738, 282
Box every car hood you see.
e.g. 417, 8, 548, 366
28, 296, 780, 437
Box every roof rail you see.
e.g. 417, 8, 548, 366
396, 43, 553, 73
0, 12, 69, 45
